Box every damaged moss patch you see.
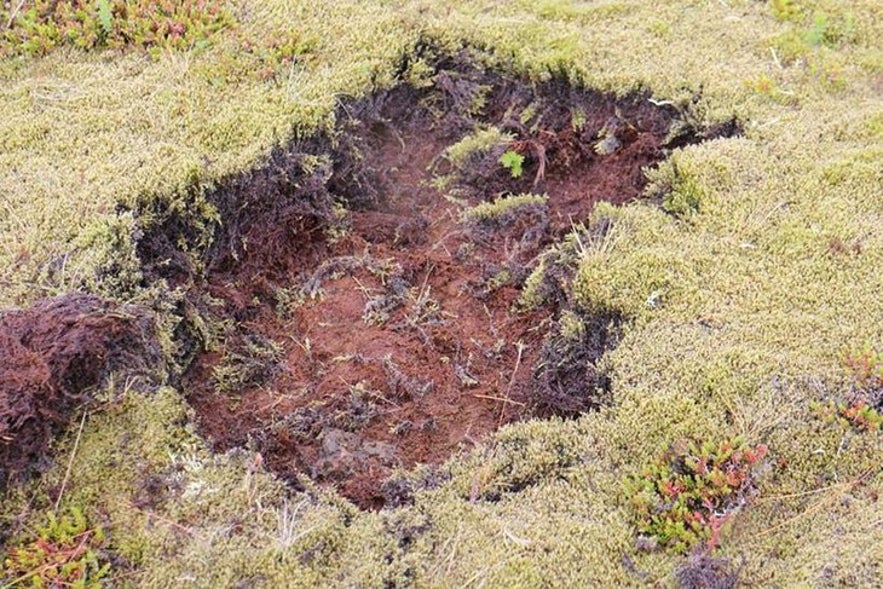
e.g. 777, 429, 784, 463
159, 60, 729, 509
1, 0, 882, 586
0, 294, 163, 488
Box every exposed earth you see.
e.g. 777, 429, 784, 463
0, 62, 735, 509
162, 65, 734, 509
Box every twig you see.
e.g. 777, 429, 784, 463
532, 142, 547, 187
498, 341, 525, 428
4, 0, 26, 32
473, 394, 525, 406
126, 500, 194, 536
54, 408, 89, 515
770, 46, 783, 70
755, 481, 855, 503
754, 468, 876, 538
648, 98, 675, 107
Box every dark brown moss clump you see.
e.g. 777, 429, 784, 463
0, 294, 161, 486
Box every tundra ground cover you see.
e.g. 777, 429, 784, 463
1, 0, 881, 586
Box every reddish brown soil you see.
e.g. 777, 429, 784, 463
0, 295, 158, 486
181, 71, 694, 509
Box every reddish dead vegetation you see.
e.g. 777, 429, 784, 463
136, 60, 737, 509
0, 295, 159, 487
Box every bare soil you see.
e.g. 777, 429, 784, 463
0, 58, 736, 509
176, 64, 729, 509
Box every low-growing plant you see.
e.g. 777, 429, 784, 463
834, 400, 883, 431
443, 127, 514, 168
462, 193, 548, 226
663, 168, 705, 218
0, 0, 236, 58
625, 437, 769, 554
2, 507, 110, 588
770, 0, 802, 23
843, 345, 883, 393
499, 149, 525, 179
225, 29, 317, 83
810, 345, 883, 432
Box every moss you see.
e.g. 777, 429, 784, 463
443, 125, 514, 168
1, 0, 882, 586
211, 334, 285, 394
463, 193, 548, 225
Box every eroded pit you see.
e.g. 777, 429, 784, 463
139, 60, 737, 509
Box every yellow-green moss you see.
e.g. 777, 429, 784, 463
2, 0, 883, 586
444, 125, 514, 168
463, 193, 548, 225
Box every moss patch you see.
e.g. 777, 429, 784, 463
1, 0, 882, 586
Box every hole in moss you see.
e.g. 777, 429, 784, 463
134, 53, 738, 509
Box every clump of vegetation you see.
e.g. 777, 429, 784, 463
832, 400, 883, 431
0, 1, 313, 81
2, 507, 110, 588
767, 0, 858, 88
0, 0, 236, 58
657, 162, 706, 218
499, 149, 525, 178
200, 28, 317, 84
843, 345, 883, 393
462, 193, 547, 226
212, 334, 285, 394
770, 0, 802, 22
444, 127, 514, 168
811, 345, 883, 432
625, 437, 770, 554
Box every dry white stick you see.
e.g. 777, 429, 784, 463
4, 0, 27, 32
54, 408, 89, 515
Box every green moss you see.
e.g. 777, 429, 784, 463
463, 193, 547, 225
444, 125, 514, 168
1, 0, 882, 586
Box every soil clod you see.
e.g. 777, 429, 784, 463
0, 294, 160, 487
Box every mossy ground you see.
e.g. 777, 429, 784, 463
1, 0, 882, 587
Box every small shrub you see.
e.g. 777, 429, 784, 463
0, 0, 236, 58
843, 345, 883, 395
625, 437, 769, 554
835, 400, 883, 431
811, 345, 883, 432
2, 507, 110, 588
